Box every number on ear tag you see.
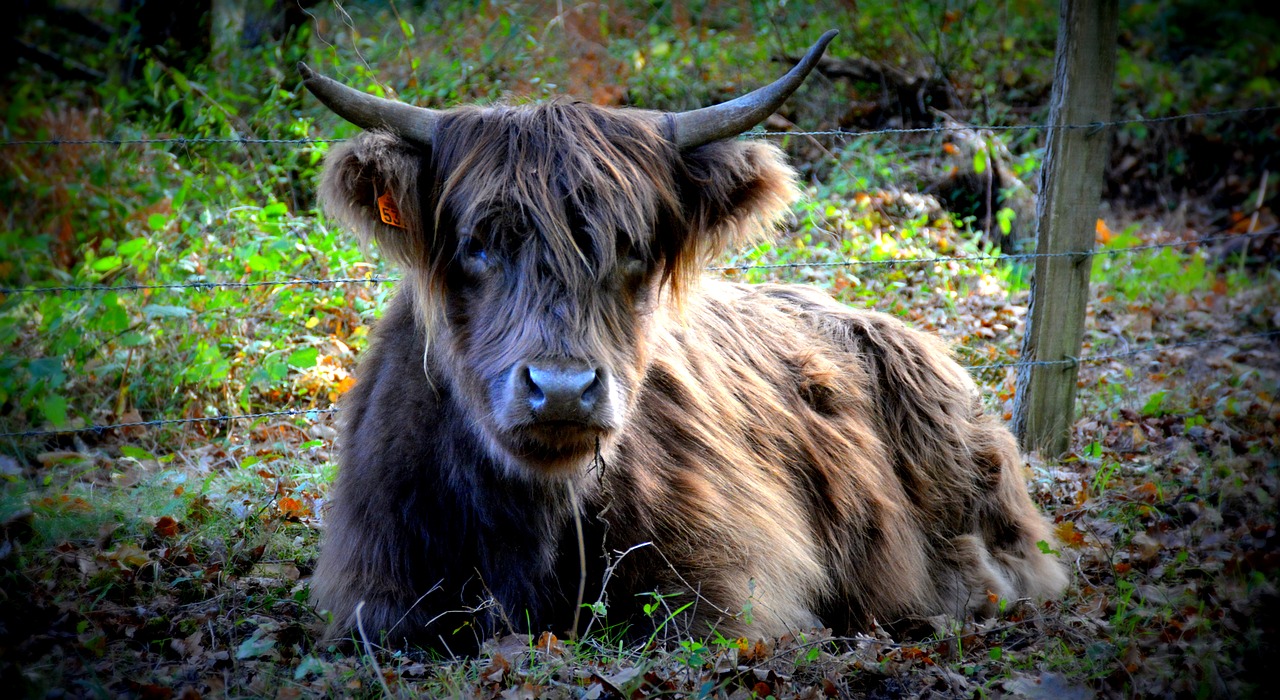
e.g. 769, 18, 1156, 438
377, 191, 405, 229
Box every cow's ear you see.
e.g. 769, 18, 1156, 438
318, 130, 435, 270
670, 140, 799, 284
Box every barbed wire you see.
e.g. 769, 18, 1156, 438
3, 229, 1274, 298
2, 106, 1274, 148
964, 330, 1279, 371
0, 407, 339, 440
711, 228, 1278, 272
0, 275, 396, 297
0, 136, 344, 147
743, 106, 1280, 140
4, 330, 1274, 440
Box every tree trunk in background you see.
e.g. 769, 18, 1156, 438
1012, 0, 1119, 457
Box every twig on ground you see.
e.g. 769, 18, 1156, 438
582, 541, 653, 639
567, 477, 587, 641
385, 579, 444, 637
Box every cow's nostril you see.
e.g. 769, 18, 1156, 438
582, 374, 602, 403
525, 365, 599, 421
522, 366, 545, 403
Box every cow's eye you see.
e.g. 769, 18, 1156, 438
621, 256, 647, 278
457, 236, 493, 277
616, 239, 648, 275
460, 237, 488, 263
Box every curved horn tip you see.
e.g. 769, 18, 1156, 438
670, 30, 840, 149
790, 30, 839, 75
296, 63, 441, 147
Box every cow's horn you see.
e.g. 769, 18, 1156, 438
298, 62, 440, 147
669, 29, 837, 149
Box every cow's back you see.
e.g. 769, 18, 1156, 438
598, 280, 1065, 637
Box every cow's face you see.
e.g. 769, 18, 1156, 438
319, 106, 796, 475
424, 106, 676, 473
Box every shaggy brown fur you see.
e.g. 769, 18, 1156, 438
311, 101, 1067, 649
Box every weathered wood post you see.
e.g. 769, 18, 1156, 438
1012, 0, 1119, 456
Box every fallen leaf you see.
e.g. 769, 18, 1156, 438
1096, 218, 1113, 245
1135, 482, 1160, 503
154, 516, 181, 538
105, 543, 150, 568
1055, 521, 1086, 548
1130, 532, 1161, 566
37, 451, 91, 468
277, 497, 309, 519
235, 627, 279, 660
481, 652, 510, 682
534, 630, 566, 656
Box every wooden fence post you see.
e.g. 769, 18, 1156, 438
1012, 0, 1119, 456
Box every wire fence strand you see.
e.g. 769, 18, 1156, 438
710, 228, 1278, 272
3, 229, 1274, 298
742, 106, 1280, 140
0, 407, 340, 441
4, 330, 1275, 440
0, 276, 397, 297
0, 136, 346, 147
2, 106, 1274, 148
964, 331, 1280, 371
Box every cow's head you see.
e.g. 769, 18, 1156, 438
305, 32, 835, 475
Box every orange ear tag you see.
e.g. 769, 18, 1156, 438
376, 191, 406, 229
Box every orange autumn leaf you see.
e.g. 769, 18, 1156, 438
153, 516, 181, 538
1095, 218, 1113, 244
534, 631, 566, 656
942, 142, 959, 156
481, 652, 510, 682
901, 646, 933, 663
739, 638, 772, 662
1055, 520, 1086, 548
277, 497, 308, 519
1136, 482, 1160, 503
1228, 210, 1254, 233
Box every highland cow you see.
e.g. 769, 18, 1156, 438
301, 31, 1067, 650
